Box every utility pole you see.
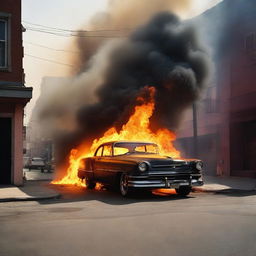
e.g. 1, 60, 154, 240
192, 103, 198, 158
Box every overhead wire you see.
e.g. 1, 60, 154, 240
24, 41, 79, 54
24, 53, 74, 67
23, 21, 129, 67
22, 20, 132, 33
25, 26, 127, 38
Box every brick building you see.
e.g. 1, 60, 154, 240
177, 0, 256, 178
0, 0, 32, 185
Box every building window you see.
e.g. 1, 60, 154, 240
245, 33, 255, 51
205, 86, 218, 113
0, 19, 8, 68
205, 98, 218, 113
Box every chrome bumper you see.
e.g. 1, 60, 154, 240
128, 176, 203, 188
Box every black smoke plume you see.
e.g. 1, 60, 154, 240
39, 12, 210, 170
77, 12, 209, 136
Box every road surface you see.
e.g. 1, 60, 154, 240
0, 186, 256, 256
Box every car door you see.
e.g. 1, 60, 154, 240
93, 146, 104, 181
94, 145, 113, 183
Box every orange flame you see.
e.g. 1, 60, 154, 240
52, 87, 180, 186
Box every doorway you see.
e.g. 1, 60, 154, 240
0, 117, 12, 184
230, 120, 256, 178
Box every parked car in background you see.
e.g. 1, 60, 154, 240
23, 156, 30, 168
28, 157, 46, 172
45, 158, 55, 172
78, 141, 204, 197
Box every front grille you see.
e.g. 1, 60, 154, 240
151, 160, 188, 168
150, 166, 192, 173
148, 173, 191, 180
150, 160, 173, 166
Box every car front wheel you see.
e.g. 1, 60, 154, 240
85, 177, 96, 189
175, 186, 191, 196
119, 173, 130, 197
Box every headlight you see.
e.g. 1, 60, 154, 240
196, 161, 203, 171
138, 162, 148, 172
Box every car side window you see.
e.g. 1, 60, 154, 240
102, 145, 112, 157
146, 144, 158, 154
135, 145, 146, 153
113, 146, 129, 156
95, 146, 103, 157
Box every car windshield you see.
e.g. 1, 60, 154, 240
113, 142, 159, 156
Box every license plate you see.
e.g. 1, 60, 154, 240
180, 182, 189, 186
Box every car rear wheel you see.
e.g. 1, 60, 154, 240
85, 177, 96, 189
119, 173, 130, 197
175, 186, 191, 196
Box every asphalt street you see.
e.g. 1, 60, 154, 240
0, 186, 256, 256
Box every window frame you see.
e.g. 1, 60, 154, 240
0, 12, 11, 71
95, 146, 103, 157
0, 19, 8, 68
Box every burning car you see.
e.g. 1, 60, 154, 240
78, 141, 203, 196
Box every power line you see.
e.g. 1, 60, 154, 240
22, 20, 131, 33
25, 26, 126, 38
24, 41, 79, 54
25, 53, 74, 67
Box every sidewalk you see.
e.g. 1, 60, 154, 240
0, 169, 59, 202
193, 175, 256, 192
0, 181, 60, 202
23, 168, 54, 181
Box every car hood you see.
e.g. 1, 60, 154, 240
114, 154, 199, 164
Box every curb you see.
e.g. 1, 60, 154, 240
193, 187, 220, 193
0, 193, 61, 203
192, 187, 256, 193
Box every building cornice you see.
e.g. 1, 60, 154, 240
0, 84, 32, 101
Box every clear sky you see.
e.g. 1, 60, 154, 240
22, 0, 222, 124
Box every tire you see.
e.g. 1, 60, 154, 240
119, 173, 131, 197
85, 177, 96, 189
175, 186, 191, 196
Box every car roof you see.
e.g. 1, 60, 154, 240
99, 141, 157, 147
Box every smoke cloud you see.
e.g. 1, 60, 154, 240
37, 11, 210, 167
78, 13, 209, 135
74, 0, 191, 70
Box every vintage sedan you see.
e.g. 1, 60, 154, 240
78, 141, 203, 196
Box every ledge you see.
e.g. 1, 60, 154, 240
0, 84, 32, 100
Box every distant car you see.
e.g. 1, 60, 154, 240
23, 156, 30, 168
78, 141, 204, 197
45, 158, 55, 172
28, 157, 45, 172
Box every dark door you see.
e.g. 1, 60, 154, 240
244, 121, 256, 171
94, 145, 114, 184
0, 118, 12, 184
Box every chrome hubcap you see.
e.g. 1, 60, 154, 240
120, 173, 128, 195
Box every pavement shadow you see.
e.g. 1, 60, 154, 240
39, 184, 194, 205
17, 181, 60, 201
